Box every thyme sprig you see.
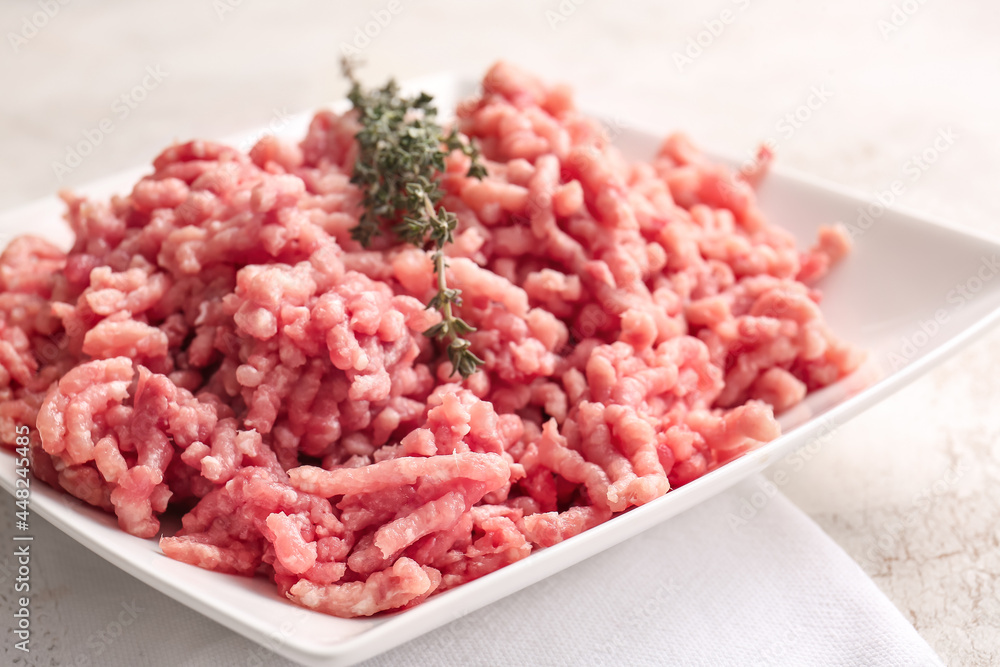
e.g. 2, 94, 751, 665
342, 59, 486, 378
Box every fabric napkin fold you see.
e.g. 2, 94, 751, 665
1, 475, 943, 667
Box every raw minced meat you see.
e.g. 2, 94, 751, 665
0, 62, 861, 618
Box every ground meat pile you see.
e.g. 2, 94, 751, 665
0, 63, 861, 617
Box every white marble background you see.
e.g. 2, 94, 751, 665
1, 1, 998, 664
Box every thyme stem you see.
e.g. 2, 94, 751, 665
342, 59, 486, 378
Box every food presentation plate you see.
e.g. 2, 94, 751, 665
3, 73, 1000, 666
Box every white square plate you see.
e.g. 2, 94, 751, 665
3, 74, 1000, 666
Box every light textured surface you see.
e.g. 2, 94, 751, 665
1, 1, 998, 665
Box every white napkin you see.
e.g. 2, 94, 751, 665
1, 475, 943, 667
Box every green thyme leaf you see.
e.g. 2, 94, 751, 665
342, 57, 487, 379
